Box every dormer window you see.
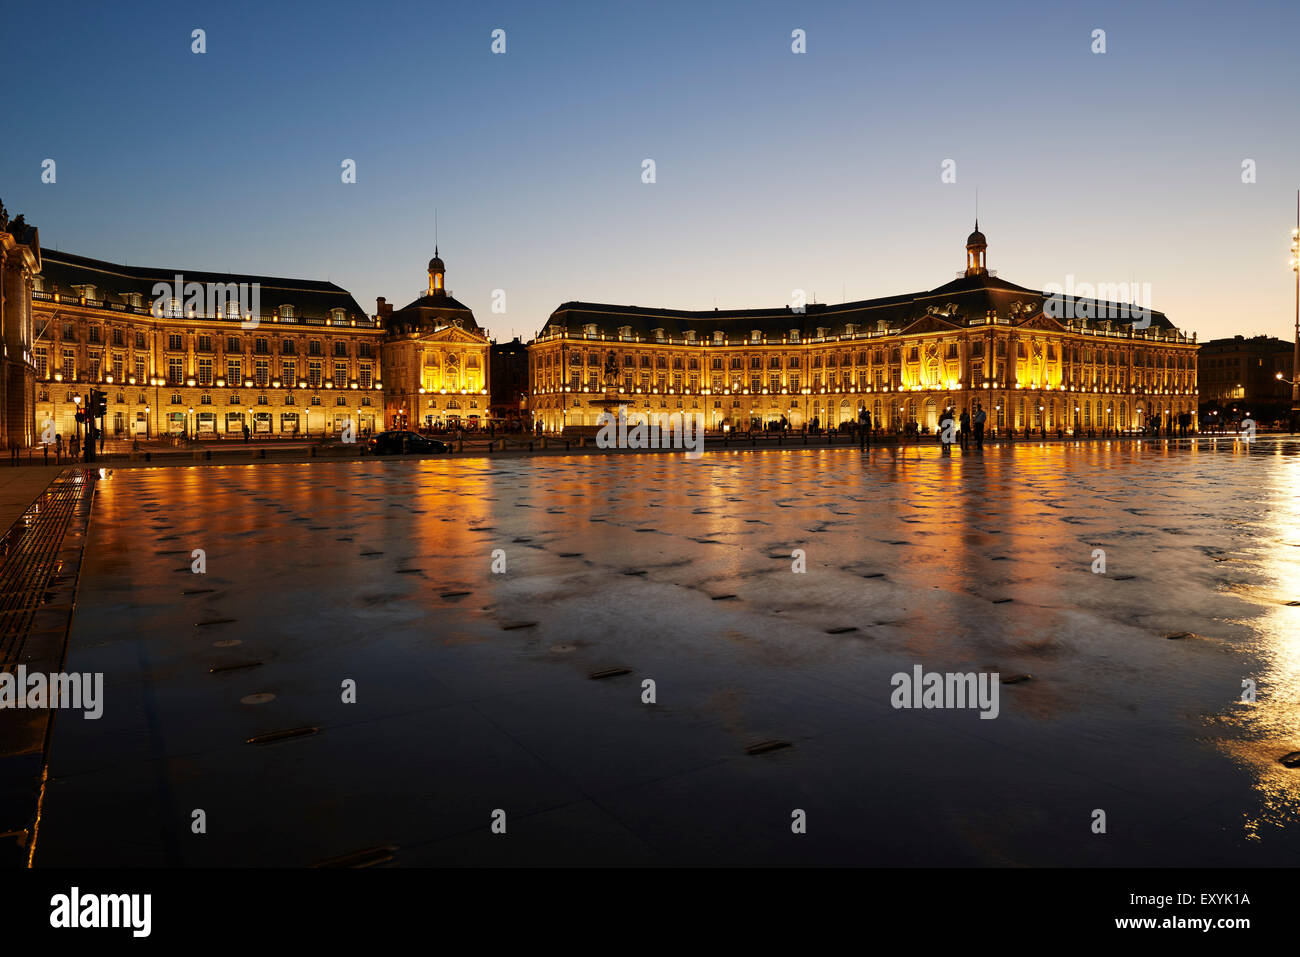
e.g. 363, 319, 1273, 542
652, 328, 665, 342
816, 327, 829, 338
789, 329, 800, 342
331, 308, 347, 325
74, 284, 96, 300
684, 330, 696, 342
845, 324, 858, 336
127, 292, 143, 308
583, 323, 598, 337
618, 325, 632, 340
279, 305, 294, 320
750, 330, 762, 343
713, 331, 724, 345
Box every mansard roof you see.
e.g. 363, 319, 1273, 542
385, 293, 482, 336
36, 249, 367, 320
541, 273, 1176, 340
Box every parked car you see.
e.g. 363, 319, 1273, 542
367, 430, 450, 455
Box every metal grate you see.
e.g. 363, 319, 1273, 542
0, 470, 96, 669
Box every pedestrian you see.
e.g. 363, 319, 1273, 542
973, 402, 986, 450
43, 441, 49, 465
243, 423, 250, 442
71, 434, 80, 460
938, 406, 955, 456
55, 433, 63, 464
959, 408, 971, 449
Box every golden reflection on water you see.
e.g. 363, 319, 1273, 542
94, 443, 1300, 846
1218, 449, 1300, 841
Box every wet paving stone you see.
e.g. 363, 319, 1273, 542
31, 446, 1300, 867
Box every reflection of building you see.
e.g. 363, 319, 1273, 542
1, 207, 39, 449
528, 227, 1199, 434
489, 336, 529, 425
378, 250, 490, 430
30, 251, 382, 440
1197, 335, 1291, 414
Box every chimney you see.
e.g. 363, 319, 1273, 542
376, 296, 392, 317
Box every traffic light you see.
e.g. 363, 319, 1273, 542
95, 390, 108, 417
75, 409, 85, 424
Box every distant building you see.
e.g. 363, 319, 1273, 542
1197, 335, 1292, 415
489, 336, 529, 425
528, 226, 1200, 434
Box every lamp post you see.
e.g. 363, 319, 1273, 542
1291, 191, 1300, 432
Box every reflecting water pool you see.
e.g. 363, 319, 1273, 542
34, 438, 1300, 865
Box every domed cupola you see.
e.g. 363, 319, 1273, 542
964, 222, 988, 277
427, 247, 446, 296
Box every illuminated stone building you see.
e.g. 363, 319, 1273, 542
377, 250, 490, 430
21, 240, 496, 443
30, 251, 383, 440
1, 206, 40, 448
528, 227, 1199, 435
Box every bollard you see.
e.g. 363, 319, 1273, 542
528, 441, 534, 452
205, 449, 212, 460
145, 452, 151, 462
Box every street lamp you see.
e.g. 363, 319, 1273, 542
1291, 192, 1300, 431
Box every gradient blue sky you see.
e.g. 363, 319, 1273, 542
4, 0, 1298, 342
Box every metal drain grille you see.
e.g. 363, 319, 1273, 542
0, 470, 96, 669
